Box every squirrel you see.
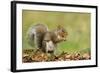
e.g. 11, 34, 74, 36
28, 24, 68, 53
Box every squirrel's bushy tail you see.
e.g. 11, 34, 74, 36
27, 24, 48, 48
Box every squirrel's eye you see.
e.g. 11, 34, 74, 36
62, 35, 64, 37
62, 29, 65, 33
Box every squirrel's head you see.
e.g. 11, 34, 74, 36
56, 25, 68, 41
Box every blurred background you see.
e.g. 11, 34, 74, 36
22, 10, 91, 54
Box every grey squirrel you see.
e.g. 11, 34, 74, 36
28, 24, 68, 53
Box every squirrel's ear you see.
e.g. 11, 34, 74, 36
57, 25, 63, 29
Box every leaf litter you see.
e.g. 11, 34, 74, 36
22, 49, 91, 63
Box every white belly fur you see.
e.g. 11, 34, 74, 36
46, 41, 55, 52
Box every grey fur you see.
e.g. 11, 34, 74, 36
27, 24, 48, 49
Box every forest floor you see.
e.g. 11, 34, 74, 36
22, 49, 91, 63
